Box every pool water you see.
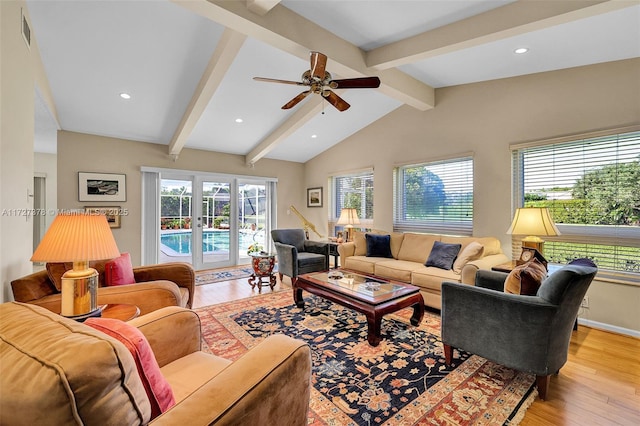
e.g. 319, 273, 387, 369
161, 230, 264, 255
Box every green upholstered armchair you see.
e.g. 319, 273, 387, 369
271, 229, 329, 285
440, 262, 597, 400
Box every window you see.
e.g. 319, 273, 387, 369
394, 156, 473, 235
332, 170, 373, 221
512, 129, 640, 278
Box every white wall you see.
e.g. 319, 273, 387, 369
34, 152, 57, 233
305, 59, 640, 333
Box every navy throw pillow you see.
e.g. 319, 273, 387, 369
425, 241, 462, 270
365, 234, 393, 258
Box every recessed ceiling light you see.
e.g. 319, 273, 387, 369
119, 93, 131, 99
311, 134, 317, 138
235, 118, 243, 123
514, 48, 529, 54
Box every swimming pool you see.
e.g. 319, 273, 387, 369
160, 230, 264, 255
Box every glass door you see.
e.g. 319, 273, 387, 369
159, 178, 194, 266
238, 182, 268, 264
194, 178, 235, 270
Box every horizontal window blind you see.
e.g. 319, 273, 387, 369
394, 157, 473, 236
333, 170, 373, 221
512, 130, 640, 276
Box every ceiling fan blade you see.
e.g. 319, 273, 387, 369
330, 77, 381, 89
310, 51, 327, 80
282, 91, 311, 109
253, 77, 306, 86
322, 90, 350, 112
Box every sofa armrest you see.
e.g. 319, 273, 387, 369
128, 307, 201, 367
151, 334, 312, 426
337, 242, 356, 266
133, 262, 195, 308
460, 253, 510, 284
97, 281, 184, 315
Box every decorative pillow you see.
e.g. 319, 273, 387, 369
365, 234, 393, 258
452, 242, 484, 274
425, 241, 462, 270
85, 317, 175, 419
105, 253, 135, 286
504, 258, 548, 296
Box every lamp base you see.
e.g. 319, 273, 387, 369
522, 237, 544, 255
60, 263, 99, 317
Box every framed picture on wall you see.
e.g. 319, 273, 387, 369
307, 187, 323, 207
84, 206, 122, 228
78, 172, 126, 202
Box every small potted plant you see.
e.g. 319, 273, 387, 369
247, 243, 264, 256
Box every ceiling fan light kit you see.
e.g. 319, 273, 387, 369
254, 51, 380, 112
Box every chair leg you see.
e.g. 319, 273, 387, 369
536, 375, 550, 400
443, 344, 453, 366
278, 272, 283, 281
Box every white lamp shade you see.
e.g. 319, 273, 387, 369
507, 207, 560, 237
336, 208, 360, 226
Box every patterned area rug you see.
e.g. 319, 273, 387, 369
196, 291, 537, 425
195, 267, 255, 285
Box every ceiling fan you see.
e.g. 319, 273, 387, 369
253, 51, 380, 112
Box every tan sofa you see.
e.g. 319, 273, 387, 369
10, 262, 195, 315
0, 302, 312, 425
338, 232, 509, 309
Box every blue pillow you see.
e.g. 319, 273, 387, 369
425, 241, 462, 270
365, 234, 393, 258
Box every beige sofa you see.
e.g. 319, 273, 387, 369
338, 232, 509, 309
0, 302, 312, 425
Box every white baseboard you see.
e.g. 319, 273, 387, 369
578, 318, 640, 338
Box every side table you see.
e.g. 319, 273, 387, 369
248, 252, 277, 292
327, 242, 340, 268
56, 303, 140, 322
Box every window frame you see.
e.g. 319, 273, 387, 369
393, 155, 474, 236
510, 126, 640, 283
329, 169, 374, 231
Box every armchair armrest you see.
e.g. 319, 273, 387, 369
151, 334, 312, 426
128, 306, 201, 367
11, 270, 56, 302
97, 281, 184, 315
441, 281, 558, 373
474, 269, 509, 291
274, 242, 298, 277
304, 240, 329, 255
134, 262, 195, 308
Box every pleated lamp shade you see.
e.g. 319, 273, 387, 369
31, 213, 120, 263
506, 207, 560, 237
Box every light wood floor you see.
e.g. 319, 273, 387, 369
193, 274, 640, 425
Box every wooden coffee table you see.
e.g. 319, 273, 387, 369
294, 271, 424, 346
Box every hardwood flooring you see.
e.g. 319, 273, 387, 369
193, 273, 640, 425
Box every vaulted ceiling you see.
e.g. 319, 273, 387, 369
29, 0, 640, 164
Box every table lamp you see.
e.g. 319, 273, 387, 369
506, 207, 560, 255
337, 208, 360, 242
31, 212, 121, 317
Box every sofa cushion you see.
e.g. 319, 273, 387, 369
365, 234, 393, 258
105, 252, 136, 286
425, 241, 462, 270
85, 317, 175, 419
0, 302, 151, 425
397, 233, 440, 263
374, 260, 425, 282
343, 256, 378, 275
411, 266, 461, 291
161, 351, 231, 402
474, 237, 503, 256
452, 242, 484, 274
504, 258, 547, 295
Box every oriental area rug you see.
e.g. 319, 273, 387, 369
195, 266, 255, 285
196, 291, 537, 425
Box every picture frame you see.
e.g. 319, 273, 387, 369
307, 187, 323, 207
84, 206, 122, 228
78, 172, 126, 202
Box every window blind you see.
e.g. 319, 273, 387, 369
333, 170, 374, 221
512, 130, 640, 276
394, 157, 473, 235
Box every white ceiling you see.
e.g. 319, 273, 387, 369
28, 0, 640, 163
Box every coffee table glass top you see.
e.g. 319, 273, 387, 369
308, 271, 408, 299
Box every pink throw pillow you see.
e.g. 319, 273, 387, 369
105, 253, 135, 286
85, 317, 175, 419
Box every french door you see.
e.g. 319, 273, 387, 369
155, 171, 273, 271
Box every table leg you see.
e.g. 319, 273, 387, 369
410, 301, 424, 326
366, 314, 382, 346
293, 287, 305, 308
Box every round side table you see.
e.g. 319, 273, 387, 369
248, 252, 277, 292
